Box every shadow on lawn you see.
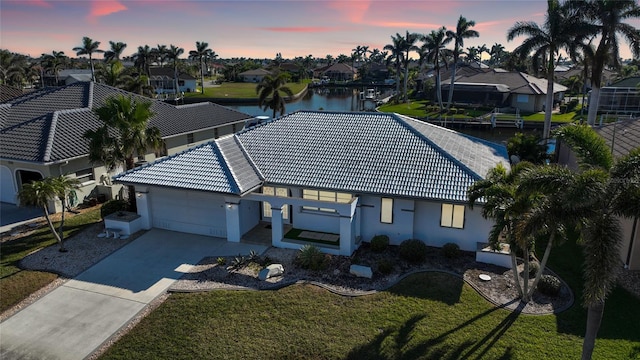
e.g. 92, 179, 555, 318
386, 272, 463, 306
346, 304, 522, 360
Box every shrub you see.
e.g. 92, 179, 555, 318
399, 239, 427, 263
528, 261, 540, 278
442, 242, 460, 259
216, 257, 226, 266
100, 199, 129, 218
377, 259, 394, 275
296, 245, 326, 271
370, 235, 390, 253
228, 255, 246, 271
537, 274, 562, 297
248, 250, 260, 263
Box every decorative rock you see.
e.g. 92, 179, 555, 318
259, 264, 284, 280
350, 264, 373, 279
479, 274, 492, 281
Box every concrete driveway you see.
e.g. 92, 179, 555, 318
0, 202, 42, 233
0, 229, 268, 360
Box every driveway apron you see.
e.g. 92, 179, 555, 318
0, 229, 267, 360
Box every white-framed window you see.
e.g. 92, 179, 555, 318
302, 189, 351, 213
380, 198, 393, 224
441, 204, 465, 229
262, 186, 288, 219
75, 168, 95, 184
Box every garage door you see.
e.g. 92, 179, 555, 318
150, 188, 227, 237
0, 166, 17, 204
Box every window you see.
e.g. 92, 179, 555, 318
187, 133, 194, 144
75, 168, 94, 183
302, 189, 351, 213
441, 204, 465, 229
516, 94, 529, 103
380, 198, 393, 224
262, 186, 288, 219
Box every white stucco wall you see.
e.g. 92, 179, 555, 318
239, 199, 260, 235
413, 200, 492, 252
293, 207, 341, 234
359, 195, 414, 245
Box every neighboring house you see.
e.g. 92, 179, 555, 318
114, 111, 510, 256
0, 82, 253, 209
321, 63, 357, 82
0, 85, 23, 102
556, 118, 640, 270
46, 69, 94, 85
596, 76, 640, 116
238, 69, 272, 83
149, 67, 198, 95
439, 69, 568, 113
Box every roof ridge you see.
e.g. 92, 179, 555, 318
212, 137, 241, 194
393, 113, 482, 180
88, 81, 94, 109
43, 112, 60, 162
232, 133, 265, 181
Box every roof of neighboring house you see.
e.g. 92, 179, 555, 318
323, 63, 355, 75
0, 85, 24, 103
607, 76, 640, 88
149, 67, 196, 80
66, 74, 92, 83
238, 69, 272, 77
593, 119, 640, 159
0, 82, 252, 164
456, 70, 567, 95
57, 69, 93, 78
426, 62, 491, 82
554, 66, 616, 84
114, 111, 510, 202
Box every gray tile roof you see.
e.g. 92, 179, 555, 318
456, 70, 567, 95
594, 119, 640, 159
114, 137, 261, 195
0, 82, 252, 163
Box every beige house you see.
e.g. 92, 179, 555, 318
0, 82, 253, 211
556, 119, 640, 270
238, 69, 272, 83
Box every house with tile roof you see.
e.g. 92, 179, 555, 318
148, 67, 198, 94
114, 110, 510, 256
596, 76, 640, 116
238, 69, 272, 83
0, 82, 253, 208
556, 119, 640, 270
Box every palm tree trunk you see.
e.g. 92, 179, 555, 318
403, 65, 409, 103
395, 63, 401, 100
57, 195, 67, 251
89, 55, 95, 82
528, 230, 555, 298
42, 205, 62, 246
510, 249, 524, 298
581, 301, 605, 360
436, 73, 444, 112
446, 62, 457, 112
543, 66, 555, 142
200, 58, 205, 95
586, 86, 600, 126
523, 252, 530, 302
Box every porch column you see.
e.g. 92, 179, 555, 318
225, 201, 241, 242
135, 189, 151, 230
339, 215, 354, 256
271, 206, 284, 248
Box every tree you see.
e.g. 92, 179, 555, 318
96, 60, 133, 88
573, 0, 640, 125
18, 176, 79, 252
104, 41, 127, 63
445, 15, 479, 111
85, 95, 164, 209
550, 124, 640, 360
152, 44, 168, 67
189, 41, 211, 95
256, 72, 293, 118
384, 33, 405, 99
0, 49, 27, 87
489, 43, 506, 66
507, 0, 589, 142
42, 51, 68, 85
420, 27, 452, 112
73, 36, 103, 82
400, 31, 420, 102
167, 44, 184, 96
506, 132, 549, 164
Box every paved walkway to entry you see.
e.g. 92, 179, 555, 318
0, 229, 268, 360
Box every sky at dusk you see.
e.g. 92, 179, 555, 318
2, 0, 638, 61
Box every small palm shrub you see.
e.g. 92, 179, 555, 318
377, 259, 394, 275
442, 242, 460, 259
537, 274, 562, 297
216, 257, 226, 266
399, 239, 427, 263
370, 235, 390, 253
528, 261, 540, 278
100, 199, 129, 218
228, 255, 246, 271
296, 245, 326, 271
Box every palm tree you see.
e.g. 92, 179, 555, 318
50, 176, 80, 244
445, 16, 479, 111
73, 36, 103, 81
550, 124, 640, 360
124, 75, 155, 97
96, 60, 133, 88
0, 49, 27, 87
42, 51, 68, 85
256, 72, 293, 118
421, 27, 452, 112
104, 41, 127, 63
489, 43, 506, 66
572, 0, 640, 125
18, 176, 79, 252
400, 31, 420, 102
152, 44, 168, 67
167, 44, 184, 96
507, 0, 589, 142
189, 41, 211, 95
85, 95, 164, 209
384, 33, 405, 99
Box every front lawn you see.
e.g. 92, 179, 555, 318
0, 207, 101, 312
100, 240, 640, 359
185, 81, 308, 99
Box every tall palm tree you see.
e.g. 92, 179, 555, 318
152, 44, 168, 67
401, 31, 420, 102
421, 27, 452, 112
104, 41, 127, 63
0, 49, 27, 87
572, 0, 640, 125
50, 175, 80, 244
489, 43, 506, 66
42, 51, 68, 86
256, 72, 293, 118
507, 0, 589, 142
189, 41, 211, 95
445, 15, 479, 111
85, 95, 163, 210
73, 36, 103, 81
166, 44, 184, 96
125, 75, 155, 97
384, 33, 405, 99
550, 124, 640, 360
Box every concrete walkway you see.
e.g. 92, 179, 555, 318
0, 229, 267, 360
0, 202, 42, 234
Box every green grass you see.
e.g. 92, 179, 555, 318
185, 81, 309, 99
100, 239, 640, 360
284, 228, 339, 246
0, 207, 102, 312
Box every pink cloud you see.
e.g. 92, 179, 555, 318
259, 27, 334, 33
327, 0, 371, 23
20, 0, 52, 7
87, 0, 127, 23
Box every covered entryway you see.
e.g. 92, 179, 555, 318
150, 188, 227, 237
0, 166, 17, 204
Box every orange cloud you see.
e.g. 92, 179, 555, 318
88, 0, 127, 23
327, 0, 371, 23
260, 27, 334, 33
